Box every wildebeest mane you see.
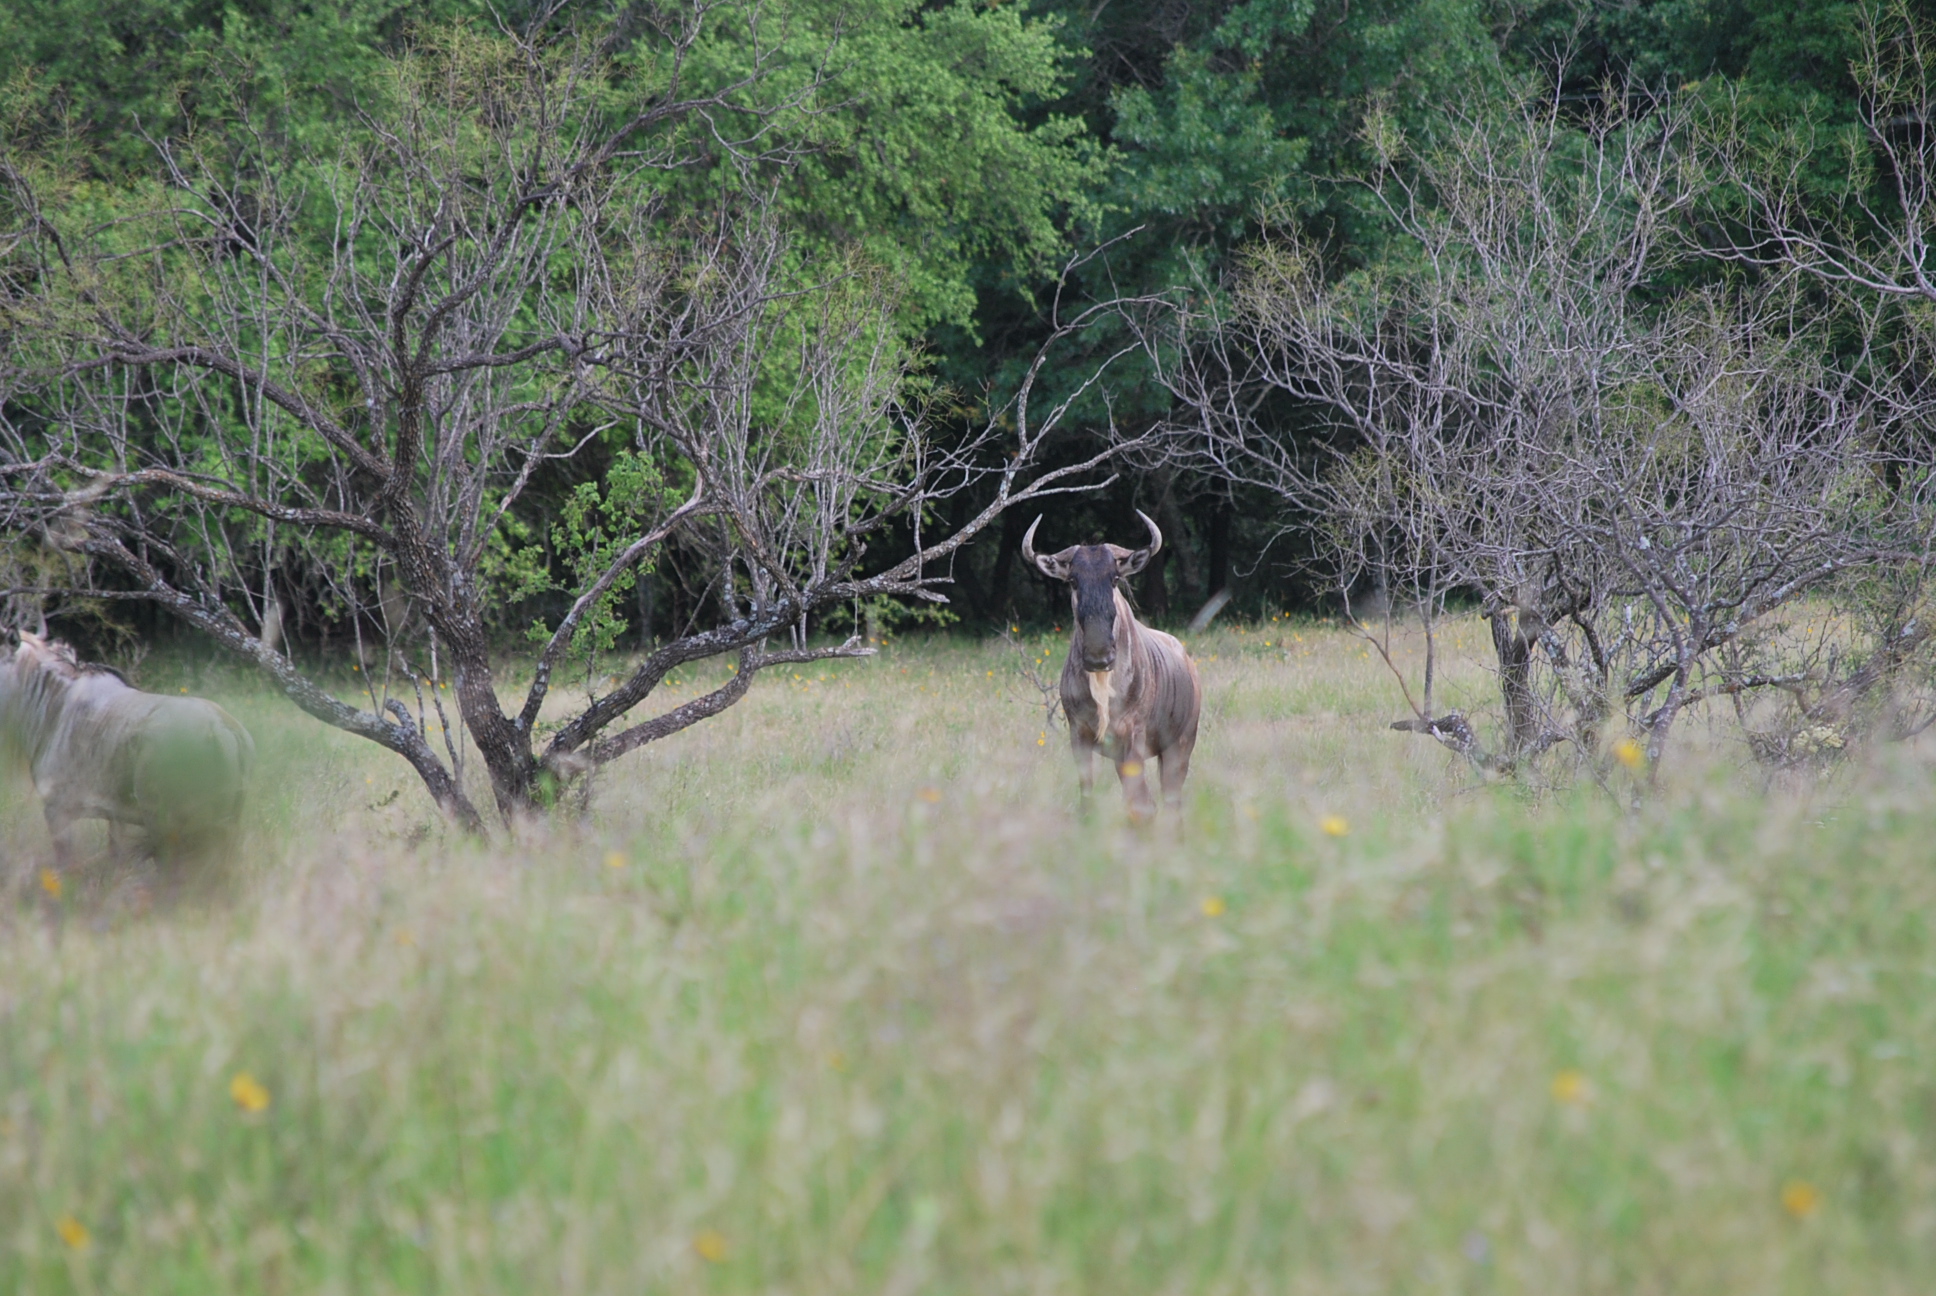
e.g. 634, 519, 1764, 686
13, 634, 127, 682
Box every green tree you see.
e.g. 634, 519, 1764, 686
0, 9, 1138, 824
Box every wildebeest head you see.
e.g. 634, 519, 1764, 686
1022, 511, 1162, 671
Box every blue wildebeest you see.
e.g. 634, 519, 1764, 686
1024, 512, 1203, 818
0, 633, 255, 867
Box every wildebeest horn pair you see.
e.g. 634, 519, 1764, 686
1024, 513, 1201, 821
1020, 509, 1162, 583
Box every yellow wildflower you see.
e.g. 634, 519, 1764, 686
38, 869, 61, 899
916, 787, 942, 803
693, 1229, 728, 1263
1037, 732, 1046, 747
1550, 1069, 1590, 1106
1200, 896, 1227, 918
1781, 1179, 1822, 1218
1120, 760, 1143, 778
1612, 738, 1646, 769
1320, 815, 1349, 837
603, 851, 626, 869
229, 1072, 271, 1114
55, 1215, 89, 1250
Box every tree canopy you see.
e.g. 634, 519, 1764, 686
0, 0, 1918, 644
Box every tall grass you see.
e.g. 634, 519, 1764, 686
3, 619, 1934, 1293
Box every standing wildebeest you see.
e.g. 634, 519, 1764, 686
1024, 512, 1202, 818
0, 633, 254, 867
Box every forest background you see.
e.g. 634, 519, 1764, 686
0, 0, 1874, 648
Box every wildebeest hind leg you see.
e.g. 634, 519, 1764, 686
1159, 740, 1194, 815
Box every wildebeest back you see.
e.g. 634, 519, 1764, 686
34, 671, 254, 830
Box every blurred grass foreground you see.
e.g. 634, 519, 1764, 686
4, 620, 1935, 1293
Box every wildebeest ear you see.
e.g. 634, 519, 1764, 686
1106, 544, 1152, 578
1033, 548, 1076, 581
1019, 514, 1075, 581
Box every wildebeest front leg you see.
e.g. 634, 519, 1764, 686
1070, 729, 1098, 801
1116, 748, 1157, 821
43, 802, 81, 873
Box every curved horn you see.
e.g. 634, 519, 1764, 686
1135, 509, 1163, 558
1108, 509, 1164, 578
1022, 514, 1074, 581
1020, 514, 1045, 567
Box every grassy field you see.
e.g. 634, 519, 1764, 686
4, 616, 1936, 1293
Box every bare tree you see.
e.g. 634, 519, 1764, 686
1687, 0, 1936, 765
1150, 83, 1935, 782
1704, 0, 1936, 314
0, 8, 1143, 827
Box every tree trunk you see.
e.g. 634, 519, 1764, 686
1207, 501, 1231, 598
388, 511, 541, 819
1490, 607, 1540, 754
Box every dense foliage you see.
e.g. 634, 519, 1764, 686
1, 0, 1903, 643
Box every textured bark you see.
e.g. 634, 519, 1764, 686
1490, 608, 1540, 756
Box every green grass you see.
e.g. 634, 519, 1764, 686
4, 619, 1935, 1292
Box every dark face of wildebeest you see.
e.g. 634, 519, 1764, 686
1022, 511, 1162, 670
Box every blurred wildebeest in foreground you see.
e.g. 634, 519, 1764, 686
0, 633, 254, 870
1025, 512, 1202, 819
